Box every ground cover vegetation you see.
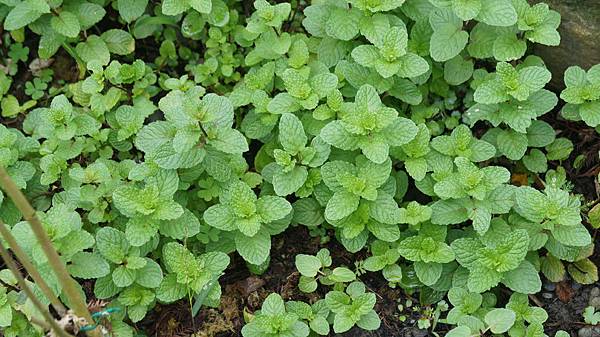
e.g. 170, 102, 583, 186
0, 0, 599, 336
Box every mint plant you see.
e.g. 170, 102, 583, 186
560, 65, 600, 127
398, 223, 455, 286
0, 0, 597, 335
351, 25, 429, 79
203, 180, 292, 264
286, 300, 331, 336
325, 281, 380, 333
242, 293, 310, 337
262, 113, 331, 196
320, 84, 418, 163
157, 242, 229, 305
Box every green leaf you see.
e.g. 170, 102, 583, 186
474, 79, 508, 104
431, 199, 469, 225
328, 267, 356, 283
261, 293, 285, 315
118, 0, 148, 22
444, 56, 474, 85
579, 101, 600, 127
76, 35, 110, 65
101, 29, 135, 55
268, 93, 301, 114
113, 265, 137, 287
190, 0, 211, 14
493, 33, 526, 61
273, 166, 308, 196
397, 53, 430, 78
430, 24, 468, 62
552, 224, 592, 247
156, 274, 187, 302
211, 128, 248, 154
235, 231, 271, 265
522, 149, 548, 173
446, 326, 472, 337
545, 138, 573, 161
162, 0, 189, 15
51, 11, 81, 38
256, 195, 292, 222
477, 0, 517, 26
325, 191, 360, 221
484, 308, 516, 333
526, 120, 555, 147
4, 0, 50, 30
520, 66, 552, 93
298, 276, 318, 293
326, 7, 360, 41
310, 316, 330, 335
449, 0, 476, 19
356, 310, 381, 331
497, 129, 528, 160
135, 259, 163, 288
295, 254, 322, 277
502, 260, 542, 294
352, 45, 380, 68
569, 259, 598, 285
203, 204, 236, 231
414, 261, 442, 286
96, 227, 129, 264
279, 113, 307, 153
68, 252, 110, 279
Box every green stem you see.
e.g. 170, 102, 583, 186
0, 219, 67, 316
61, 42, 86, 80
0, 242, 75, 337
0, 167, 100, 337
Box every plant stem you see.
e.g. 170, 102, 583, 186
0, 242, 75, 337
0, 167, 101, 337
0, 219, 67, 315
60, 42, 86, 80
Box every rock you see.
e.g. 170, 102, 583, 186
591, 287, 600, 298
542, 292, 554, 299
529, 0, 600, 89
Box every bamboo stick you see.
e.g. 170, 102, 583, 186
0, 242, 75, 337
0, 219, 67, 315
0, 167, 101, 337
